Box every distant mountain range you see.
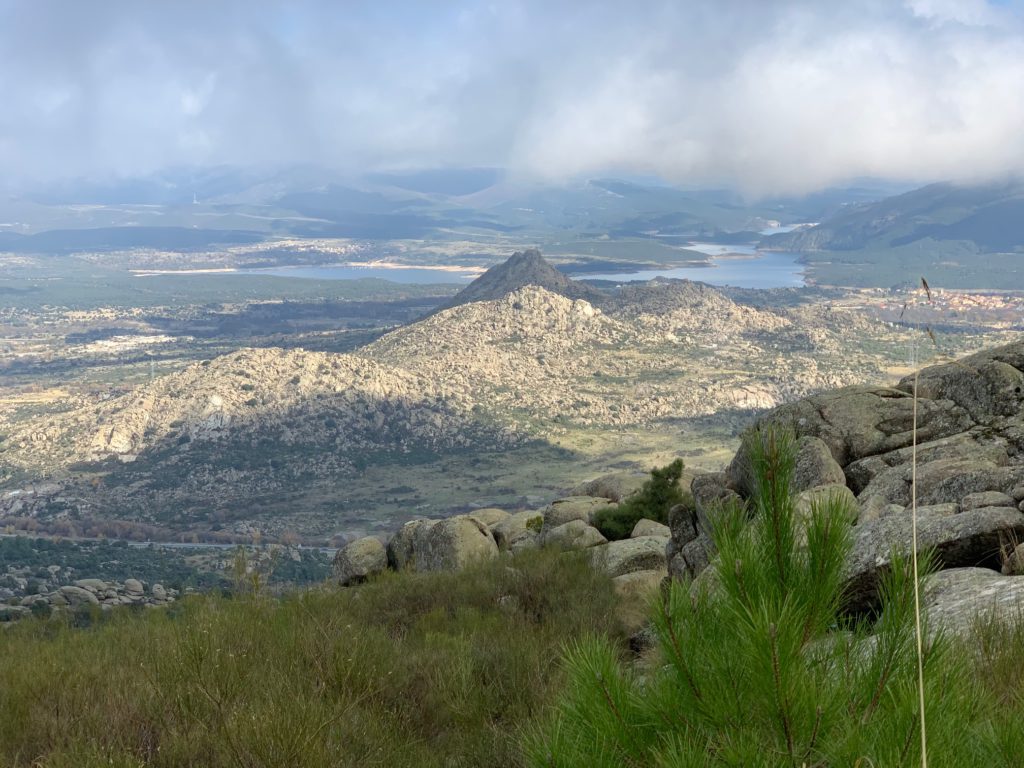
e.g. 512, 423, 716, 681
761, 180, 1024, 288
0, 167, 901, 251
6, 169, 1022, 288
765, 181, 1024, 253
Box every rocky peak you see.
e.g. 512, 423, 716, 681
438, 248, 608, 311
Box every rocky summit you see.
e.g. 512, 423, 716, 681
435, 247, 608, 311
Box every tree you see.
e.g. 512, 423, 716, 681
592, 458, 692, 541
528, 427, 1000, 766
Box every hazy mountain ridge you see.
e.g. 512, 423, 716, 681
766, 181, 1024, 253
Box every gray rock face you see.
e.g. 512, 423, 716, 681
668, 532, 716, 581
541, 496, 614, 532
58, 585, 99, 606
740, 385, 973, 468
631, 519, 671, 538
387, 519, 436, 571
467, 508, 510, 528
729, 435, 845, 497
843, 506, 1024, 614
665, 501, 701, 571
590, 536, 669, 578
924, 568, 1024, 636
570, 472, 648, 503
691, 472, 742, 532
857, 458, 1024, 522
899, 357, 1024, 422
491, 510, 543, 552
124, 579, 144, 595
960, 491, 1016, 511
845, 430, 1011, 496
334, 537, 387, 586
541, 519, 607, 550
793, 436, 847, 493
417, 515, 499, 572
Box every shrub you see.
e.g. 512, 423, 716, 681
592, 458, 693, 540
527, 427, 1023, 767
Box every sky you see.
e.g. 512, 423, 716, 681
1, 0, 1023, 196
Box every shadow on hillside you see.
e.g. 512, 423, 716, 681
55, 386, 583, 539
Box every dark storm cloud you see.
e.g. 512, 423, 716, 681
1, 0, 1023, 194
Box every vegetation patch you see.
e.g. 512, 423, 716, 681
592, 458, 693, 540
0, 549, 624, 767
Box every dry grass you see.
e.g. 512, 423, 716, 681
0, 549, 625, 768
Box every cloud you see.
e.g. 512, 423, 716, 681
1, 0, 1023, 195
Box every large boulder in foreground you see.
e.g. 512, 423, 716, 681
669, 339, 1024, 628
417, 515, 499, 572
924, 568, 1024, 636
842, 506, 1024, 614
387, 519, 437, 571
334, 537, 387, 586
541, 496, 615, 533
491, 510, 543, 552
590, 536, 669, 578
727, 385, 973, 470
541, 520, 607, 550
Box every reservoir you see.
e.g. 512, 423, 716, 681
236, 265, 482, 283
577, 250, 805, 289
204, 249, 806, 290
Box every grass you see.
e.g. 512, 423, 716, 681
0, 548, 625, 768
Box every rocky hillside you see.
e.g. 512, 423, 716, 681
7, 348, 514, 469
0, 252, 917, 533
0, 348, 520, 525
324, 338, 1024, 659
368, 282, 898, 425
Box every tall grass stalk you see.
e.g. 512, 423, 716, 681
911, 368, 928, 768
909, 275, 941, 767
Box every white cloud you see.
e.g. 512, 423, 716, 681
0, 0, 1022, 195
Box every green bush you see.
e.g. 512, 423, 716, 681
592, 458, 693, 540
527, 427, 1024, 767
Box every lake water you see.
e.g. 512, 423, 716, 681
580, 250, 805, 289
238, 265, 480, 283
684, 242, 759, 257
224, 248, 805, 289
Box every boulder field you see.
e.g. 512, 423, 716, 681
339, 338, 1024, 636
